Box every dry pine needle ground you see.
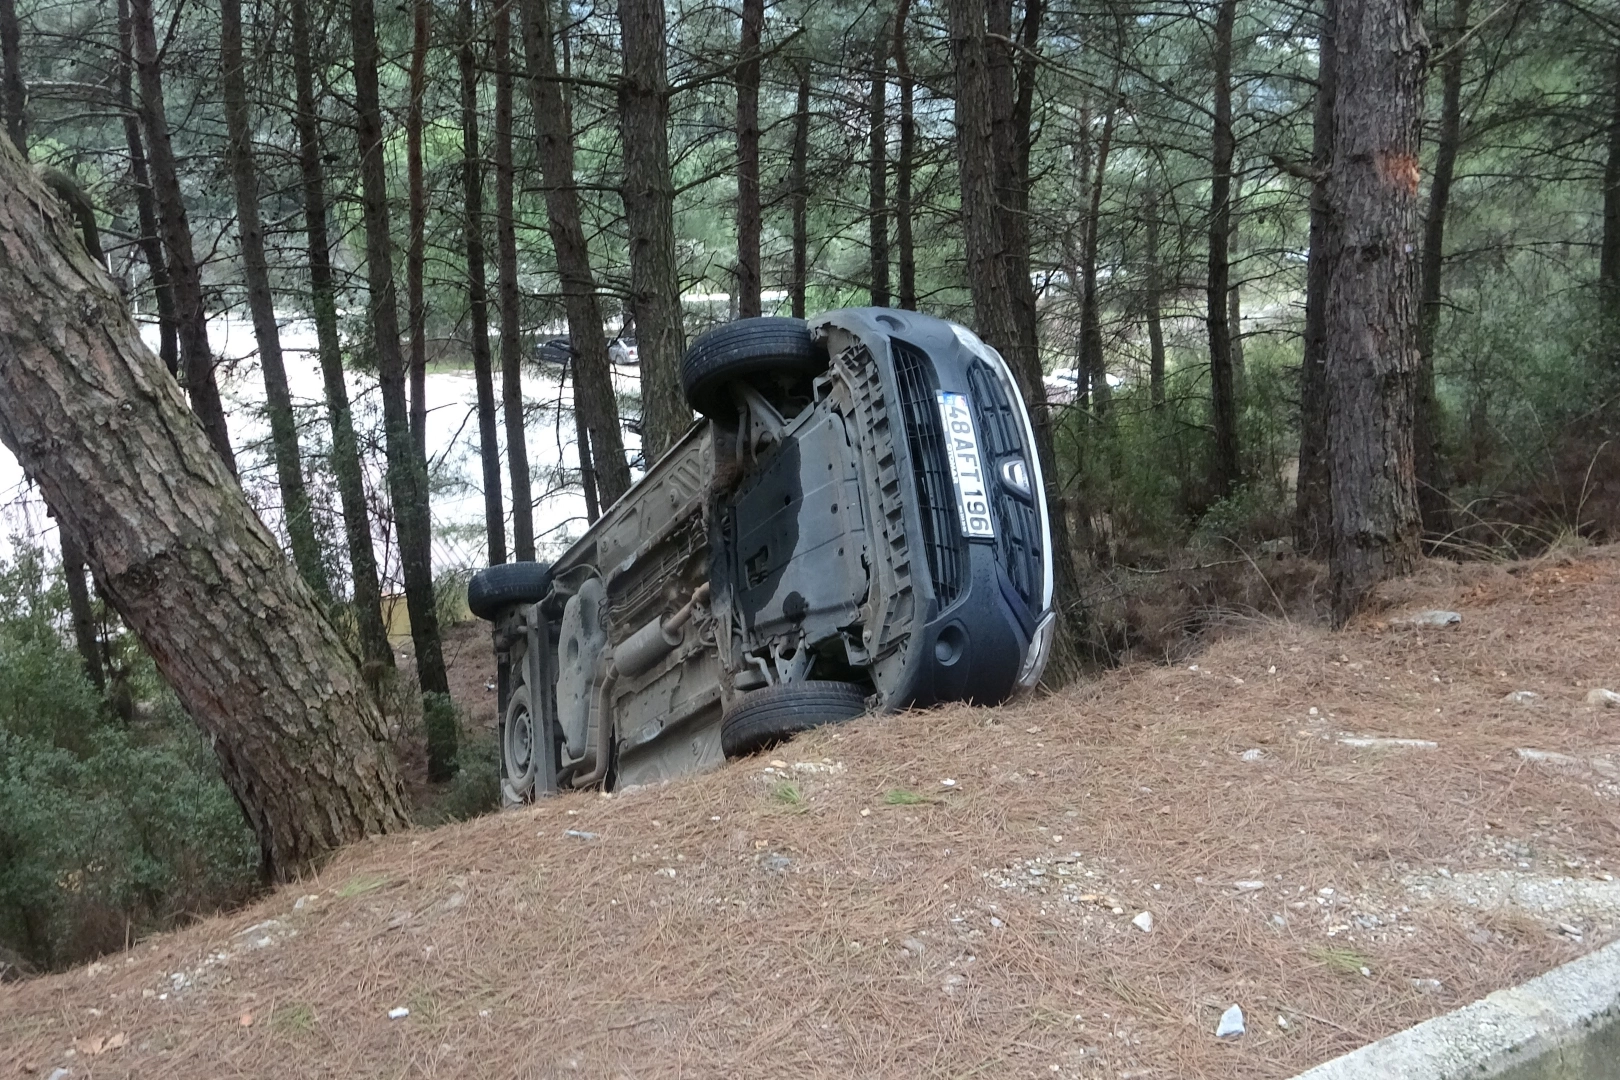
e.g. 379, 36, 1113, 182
5, 546, 1620, 1079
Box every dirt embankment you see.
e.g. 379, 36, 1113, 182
5, 547, 1620, 1079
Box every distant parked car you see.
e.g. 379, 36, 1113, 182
468, 309, 1056, 803
609, 335, 639, 365
533, 336, 572, 369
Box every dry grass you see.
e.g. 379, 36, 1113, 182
6, 546, 1620, 1079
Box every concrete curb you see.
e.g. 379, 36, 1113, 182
1292, 939, 1620, 1079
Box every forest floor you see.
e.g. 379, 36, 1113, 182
5, 546, 1620, 1079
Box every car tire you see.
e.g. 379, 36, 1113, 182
680, 317, 823, 419
720, 680, 869, 758
501, 681, 539, 804
467, 561, 554, 622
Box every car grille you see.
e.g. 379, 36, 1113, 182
892, 340, 966, 608
966, 362, 1044, 610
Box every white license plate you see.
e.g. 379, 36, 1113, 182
936, 391, 995, 539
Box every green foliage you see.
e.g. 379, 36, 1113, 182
422, 690, 460, 783
418, 729, 500, 825
0, 547, 258, 971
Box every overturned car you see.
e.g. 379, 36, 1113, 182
468, 309, 1054, 803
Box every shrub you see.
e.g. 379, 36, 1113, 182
0, 546, 259, 971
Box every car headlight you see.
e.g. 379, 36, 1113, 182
1017, 610, 1056, 689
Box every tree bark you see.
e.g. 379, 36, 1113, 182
493, 0, 535, 561
894, 0, 915, 310
58, 531, 105, 693
291, 0, 391, 669
1325, 0, 1425, 625
617, 0, 689, 460
1144, 183, 1166, 410
1207, 0, 1240, 501
951, 0, 1085, 673
349, 0, 453, 737
221, 0, 330, 601
1228, 169, 1245, 388
1603, 44, 1620, 315
868, 19, 890, 308
130, 0, 234, 473
735, 0, 763, 318
0, 0, 22, 152
0, 141, 410, 879
1294, 0, 1336, 558
116, 0, 177, 377
459, 0, 507, 566
407, 0, 430, 465
1079, 104, 1115, 416
519, 0, 631, 508
1415, 0, 1468, 538
789, 63, 810, 319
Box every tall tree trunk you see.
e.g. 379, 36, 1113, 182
894, 0, 915, 310
36, 171, 110, 696
0, 145, 410, 878
291, 0, 391, 669
1294, 0, 1336, 557
117, 0, 178, 377
493, 0, 535, 560
1079, 104, 1115, 416
0, 0, 22, 152
459, 0, 507, 565
1228, 169, 1245, 388
1144, 183, 1166, 410
952, 0, 1085, 673
221, 0, 330, 601
350, 0, 454, 769
407, 0, 430, 464
1207, 0, 1240, 501
130, 0, 235, 472
1603, 43, 1620, 328
519, 0, 630, 509
59, 532, 105, 693
789, 64, 810, 319
617, 0, 688, 460
1325, 0, 1425, 626
1415, 0, 1468, 538
868, 20, 890, 308
735, 0, 763, 318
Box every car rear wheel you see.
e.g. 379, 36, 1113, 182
467, 561, 553, 621
680, 317, 823, 420
720, 680, 870, 758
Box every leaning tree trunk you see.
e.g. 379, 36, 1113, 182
1295, 0, 1336, 558
1414, 0, 1469, 539
130, 0, 234, 472
519, 0, 631, 507
222, 0, 330, 601
0, 142, 410, 878
459, 0, 506, 566
735, 0, 763, 319
493, 0, 535, 560
291, 0, 391, 669
350, 0, 453, 773
1325, 0, 1425, 626
1207, 0, 1240, 502
789, 63, 810, 320
617, 0, 689, 460
117, 0, 178, 377
894, 0, 915, 311
868, 17, 890, 308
